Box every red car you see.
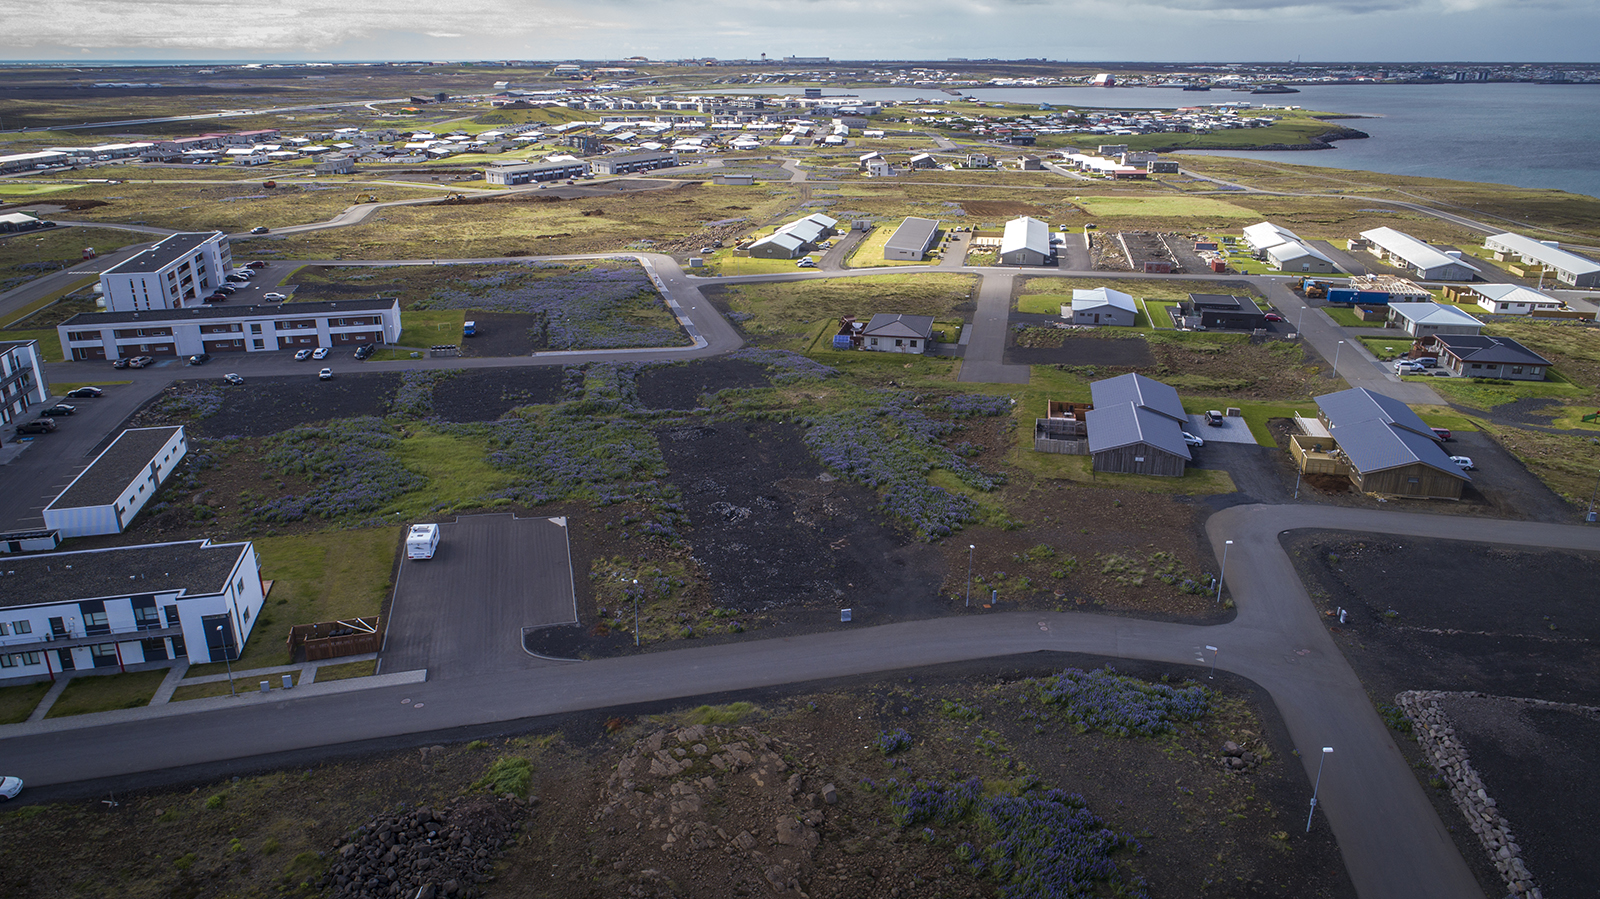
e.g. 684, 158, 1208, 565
1264, 313, 1284, 322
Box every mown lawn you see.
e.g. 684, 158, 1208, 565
0, 681, 51, 724
45, 670, 169, 718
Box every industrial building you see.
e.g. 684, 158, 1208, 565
43, 427, 187, 538
1068, 288, 1138, 326
587, 150, 678, 176
1482, 232, 1600, 288
1293, 388, 1468, 500
98, 232, 232, 314
1085, 373, 1192, 477
747, 213, 837, 259
0, 339, 49, 433
883, 217, 941, 262
998, 216, 1052, 266
0, 538, 266, 683
484, 159, 587, 185
1385, 303, 1484, 339
59, 298, 401, 361
1355, 228, 1480, 281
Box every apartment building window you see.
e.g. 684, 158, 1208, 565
12, 620, 31, 635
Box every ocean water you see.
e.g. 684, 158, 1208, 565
717, 83, 1600, 198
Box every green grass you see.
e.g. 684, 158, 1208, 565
716, 273, 976, 352
1359, 337, 1410, 360
1074, 195, 1258, 220
396, 309, 467, 348
170, 673, 301, 702
184, 528, 398, 675
846, 225, 941, 267
0, 329, 64, 361
0, 681, 51, 724
679, 701, 760, 726
1486, 424, 1600, 507
1418, 374, 1584, 411
1319, 306, 1368, 328
44, 669, 169, 718
0, 183, 82, 197
381, 425, 518, 517
314, 659, 377, 682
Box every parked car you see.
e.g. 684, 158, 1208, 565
204, 293, 227, 303
353, 343, 375, 361
222, 373, 244, 385
225, 274, 251, 283
215, 284, 238, 294
188, 353, 210, 366
294, 348, 313, 361
1264, 313, 1283, 322
796, 258, 817, 268
1204, 410, 1224, 427
1431, 427, 1452, 442
312, 347, 330, 360
0, 776, 22, 801
1450, 455, 1476, 471
262, 292, 287, 301
319, 368, 333, 380
246, 261, 267, 269
16, 419, 56, 434
128, 356, 154, 368
111, 358, 131, 369
1414, 357, 1438, 368
1182, 431, 1205, 447
1394, 360, 1424, 373
249, 226, 269, 234
41, 403, 76, 416
66, 386, 103, 398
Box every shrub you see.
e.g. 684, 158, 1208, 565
252, 417, 425, 522
876, 728, 913, 755
204, 794, 226, 810
1038, 667, 1209, 738
473, 756, 532, 798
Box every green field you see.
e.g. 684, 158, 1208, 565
846, 225, 940, 268
712, 273, 976, 351
1075, 195, 1258, 220
45, 670, 169, 718
0, 182, 82, 197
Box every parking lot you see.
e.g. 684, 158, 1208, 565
379, 513, 578, 679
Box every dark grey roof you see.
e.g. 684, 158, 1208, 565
48, 427, 183, 510
1086, 402, 1192, 459
885, 217, 941, 254
1315, 388, 1464, 479
490, 160, 584, 173
863, 313, 934, 339
1091, 373, 1187, 423
1188, 293, 1263, 315
101, 232, 221, 276
0, 539, 247, 609
1432, 334, 1551, 367
60, 297, 398, 327
1315, 387, 1433, 440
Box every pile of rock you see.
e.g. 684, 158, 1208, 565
322, 797, 528, 899
1396, 690, 1543, 899
1218, 740, 1262, 772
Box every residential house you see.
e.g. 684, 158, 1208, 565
1085, 373, 1191, 477
1483, 232, 1600, 288
1356, 228, 1480, 281
861, 313, 933, 354
1426, 334, 1551, 381
1302, 388, 1468, 499
1068, 288, 1137, 326
1385, 303, 1484, 338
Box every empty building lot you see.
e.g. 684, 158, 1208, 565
380, 513, 577, 679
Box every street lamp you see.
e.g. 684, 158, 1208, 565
966, 544, 975, 608
632, 579, 640, 648
1306, 746, 1334, 832
1215, 540, 1233, 603
216, 624, 236, 697
1332, 340, 1345, 378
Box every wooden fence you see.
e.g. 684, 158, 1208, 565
287, 617, 383, 661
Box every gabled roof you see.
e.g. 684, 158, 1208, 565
1470, 283, 1559, 306
1086, 402, 1192, 459
1431, 334, 1552, 367
1484, 232, 1600, 277
1000, 216, 1051, 256
863, 313, 934, 339
1360, 227, 1480, 274
1071, 287, 1137, 314
885, 217, 941, 254
1242, 221, 1300, 251
1266, 240, 1335, 266
1091, 372, 1187, 423
1316, 387, 1435, 439
748, 231, 808, 254
1314, 388, 1464, 478
1387, 302, 1483, 328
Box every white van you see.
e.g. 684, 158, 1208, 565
406, 523, 440, 560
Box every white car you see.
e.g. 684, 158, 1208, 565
1182, 431, 1204, 448
796, 258, 817, 268
294, 349, 313, 361
1394, 359, 1424, 373
262, 292, 287, 301
1450, 455, 1476, 471
0, 776, 22, 801
319, 368, 333, 380
312, 347, 329, 359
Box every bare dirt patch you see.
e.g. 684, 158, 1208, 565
432, 368, 564, 422
131, 373, 401, 438
636, 360, 772, 411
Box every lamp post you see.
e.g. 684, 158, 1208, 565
216, 624, 236, 697
1215, 540, 1233, 603
632, 579, 640, 647
1332, 340, 1345, 379
1306, 746, 1334, 832
966, 544, 975, 608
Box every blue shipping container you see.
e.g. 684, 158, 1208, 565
1327, 289, 1390, 305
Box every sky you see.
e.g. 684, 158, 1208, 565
1, 0, 1598, 63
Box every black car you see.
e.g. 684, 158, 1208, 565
215, 284, 238, 295
188, 353, 211, 366
66, 387, 103, 398
40, 404, 76, 416
353, 343, 375, 360
15, 419, 56, 435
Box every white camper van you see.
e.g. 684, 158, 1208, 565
406, 523, 440, 560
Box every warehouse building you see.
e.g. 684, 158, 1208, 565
1085, 373, 1191, 477
0, 538, 265, 683
1482, 232, 1600, 288
998, 216, 1052, 266
59, 298, 401, 361
485, 159, 586, 185
883, 217, 941, 261
99, 232, 232, 313
0, 339, 49, 432
43, 427, 186, 538
587, 150, 678, 176
747, 213, 837, 259
1068, 288, 1137, 326
1355, 228, 1480, 281
1266, 241, 1337, 274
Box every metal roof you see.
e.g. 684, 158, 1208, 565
863, 313, 934, 339
1071, 287, 1136, 314
1431, 334, 1552, 367
1360, 227, 1480, 275
884, 217, 941, 255
1470, 283, 1559, 306
1266, 240, 1335, 266
1091, 372, 1187, 423
1242, 221, 1300, 251
1000, 216, 1050, 257
1484, 233, 1600, 276
1086, 402, 1192, 459
1386, 303, 1483, 328
1314, 388, 1464, 478
1315, 387, 1434, 438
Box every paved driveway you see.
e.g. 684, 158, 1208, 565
1187, 414, 1257, 444
380, 513, 577, 679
